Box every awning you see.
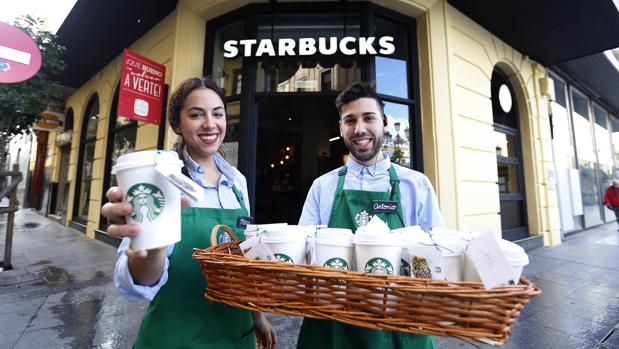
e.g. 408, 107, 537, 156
554, 52, 619, 116
447, 0, 619, 66
55, 0, 178, 88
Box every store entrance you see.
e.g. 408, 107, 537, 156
254, 96, 346, 224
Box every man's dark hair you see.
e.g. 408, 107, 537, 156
334, 81, 385, 117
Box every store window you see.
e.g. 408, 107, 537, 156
549, 75, 582, 233
571, 89, 602, 227
611, 117, 619, 177
101, 86, 138, 228
74, 95, 99, 224
593, 105, 613, 222
255, 13, 362, 93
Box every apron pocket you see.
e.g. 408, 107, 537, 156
236, 326, 256, 349
393, 332, 434, 349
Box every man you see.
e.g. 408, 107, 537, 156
603, 179, 619, 230
297, 82, 443, 349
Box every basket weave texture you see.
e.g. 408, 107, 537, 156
192, 225, 541, 345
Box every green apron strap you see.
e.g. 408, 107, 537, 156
336, 166, 347, 191
388, 165, 405, 226
231, 185, 248, 214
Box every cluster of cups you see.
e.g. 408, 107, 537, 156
245, 224, 529, 283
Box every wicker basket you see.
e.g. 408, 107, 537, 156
193, 225, 541, 345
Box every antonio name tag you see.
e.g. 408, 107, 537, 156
372, 200, 398, 214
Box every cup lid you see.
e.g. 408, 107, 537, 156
112, 150, 183, 174
316, 228, 354, 244
261, 227, 306, 243
354, 232, 402, 246
498, 239, 529, 265
428, 238, 466, 256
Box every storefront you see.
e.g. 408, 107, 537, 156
203, 3, 421, 224
31, 0, 619, 248
548, 50, 619, 237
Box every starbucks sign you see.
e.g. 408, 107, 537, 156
127, 183, 165, 223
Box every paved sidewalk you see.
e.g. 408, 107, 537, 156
1, 208, 618, 348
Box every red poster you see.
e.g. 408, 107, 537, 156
117, 49, 166, 124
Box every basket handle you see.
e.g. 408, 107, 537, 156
210, 224, 239, 247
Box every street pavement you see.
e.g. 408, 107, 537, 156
1, 208, 619, 348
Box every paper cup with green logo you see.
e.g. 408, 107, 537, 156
260, 227, 307, 264
353, 231, 402, 311
315, 228, 354, 270
111, 150, 183, 250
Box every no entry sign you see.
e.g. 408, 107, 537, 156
0, 22, 42, 84
117, 49, 166, 125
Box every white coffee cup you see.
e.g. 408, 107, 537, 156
463, 238, 529, 283
431, 238, 466, 282
315, 228, 354, 271
392, 226, 432, 276
245, 223, 288, 240
354, 233, 402, 275
260, 228, 307, 264
112, 150, 183, 250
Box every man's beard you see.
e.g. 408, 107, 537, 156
344, 132, 384, 163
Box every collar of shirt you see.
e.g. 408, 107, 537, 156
182, 146, 235, 188
346, 153, 391, 177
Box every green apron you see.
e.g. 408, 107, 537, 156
133, 186, 255, 349
297, 165, 434, 349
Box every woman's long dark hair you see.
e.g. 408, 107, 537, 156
169, 77, 228, 165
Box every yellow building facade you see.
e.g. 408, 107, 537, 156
41, 0, 563, 247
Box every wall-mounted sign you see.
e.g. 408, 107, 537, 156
0, 22, 42, 84
223, 36, 395, 58
32, 112, 65, 132
117, 49, 166, 125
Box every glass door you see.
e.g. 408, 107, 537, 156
254, 96, 346, 223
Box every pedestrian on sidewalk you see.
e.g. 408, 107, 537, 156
603, 178, 619, 230
102, 77, 276, 349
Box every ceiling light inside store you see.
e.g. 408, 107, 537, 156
329, 136, 340, 142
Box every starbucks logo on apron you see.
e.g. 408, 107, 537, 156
354, 210, 373, 228
400, 258, 411, 276
324, 257, 349, 270
127, 183, 165, 223
364, 257, 394, 275
274, 253, 294, 263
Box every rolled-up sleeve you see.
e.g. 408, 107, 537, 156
113, 237, 172, 301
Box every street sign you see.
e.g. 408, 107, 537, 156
117, 49, 166, 125
0, 22, 42, 84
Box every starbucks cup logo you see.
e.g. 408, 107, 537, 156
324, 257, 349, 270
127, 183, 165, 223
364, 257, 395, 275
274, 253, 294, 263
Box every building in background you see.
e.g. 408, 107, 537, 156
22, 0, 619, 250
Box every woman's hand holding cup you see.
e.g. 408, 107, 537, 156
102, 186, 190, 257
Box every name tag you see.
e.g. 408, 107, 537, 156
237, 215, 254, 229
372, 200, 398, 214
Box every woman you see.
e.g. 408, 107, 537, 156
102, 77, 276, 349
